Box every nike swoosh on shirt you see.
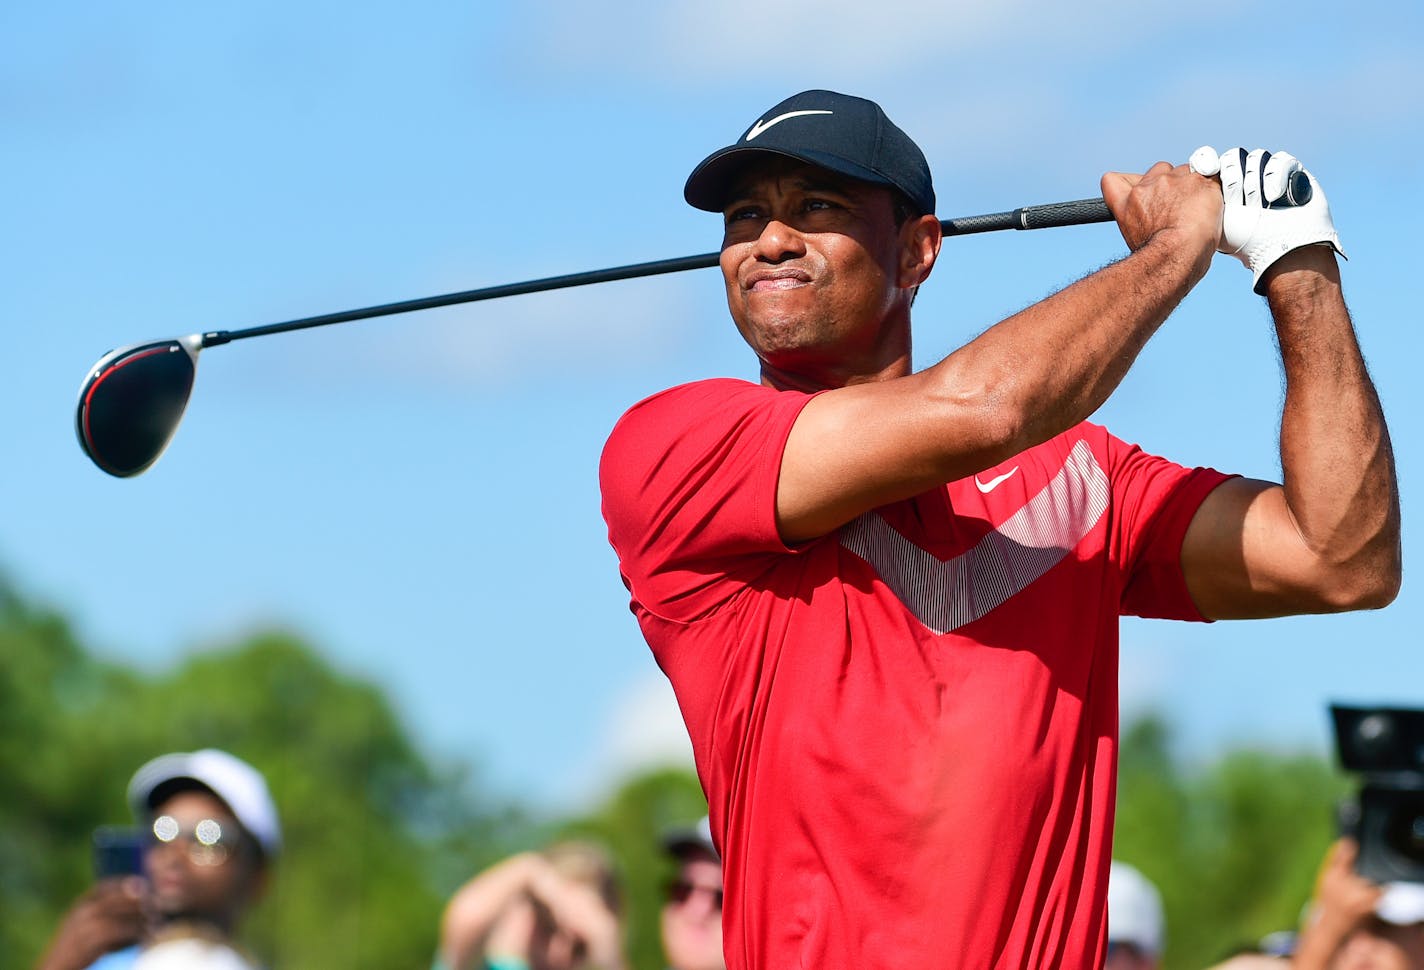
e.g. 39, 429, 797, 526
744, 110, 833, 141
974, 467, 1020, 493
839, 440, 1109, 635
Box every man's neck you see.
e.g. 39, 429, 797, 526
759, 354, 912, 392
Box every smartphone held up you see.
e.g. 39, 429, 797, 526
92, 826, 146, 880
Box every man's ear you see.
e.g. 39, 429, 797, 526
899, 213, 942, 290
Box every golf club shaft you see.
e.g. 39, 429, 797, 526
200, 197, 1113, 349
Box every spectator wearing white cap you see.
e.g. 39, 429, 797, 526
33, 749, 280, 970
1294, 838, 1424, 970
1106, 861, 1165, 970
659, 818, 724, 970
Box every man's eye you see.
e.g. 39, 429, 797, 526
725, 207, 761, 224
804, 198, 838, 211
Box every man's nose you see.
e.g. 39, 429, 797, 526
752, 218, 805, 262
686, 891, 721, 921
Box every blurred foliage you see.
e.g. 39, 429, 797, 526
1115, 713, 1349, 969
0, 575, 535, 970
2, 572, 1361, 970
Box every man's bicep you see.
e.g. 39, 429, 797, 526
776, 378, 1002, 543
1180, 476, 1322, 619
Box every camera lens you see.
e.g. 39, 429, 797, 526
1358, 713, 1394, 749
1383, 793, 1424, 865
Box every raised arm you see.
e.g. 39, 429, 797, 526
438, 852, 545, 969
1292, 839, 1385, 970
775, 160, 1221, 542
1178, 149, 1400, 618
438, 850, 626, 970
33, 878, 148, 970
1180, 249, 1400, 617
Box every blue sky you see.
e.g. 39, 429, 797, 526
6, 2, 1422, 813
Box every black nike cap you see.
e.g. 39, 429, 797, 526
683, 89, 935, 216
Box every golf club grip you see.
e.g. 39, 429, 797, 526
204, 196, 1114, 347
940, 198, 1112, 236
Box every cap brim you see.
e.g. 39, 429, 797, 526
684, 144, 901, 213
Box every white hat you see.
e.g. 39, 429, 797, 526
661, 816, 718, 861
1108, 861, 1165, 957
1377, 882, 1424, 926
128, 749, 282, 859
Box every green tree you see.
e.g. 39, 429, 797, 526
0, 580, 146, 961
117, 631, 455, 969
1115, 713, 1347, 969
0, 570, 533, 970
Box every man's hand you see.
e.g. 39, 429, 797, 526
1292, 839, 1384, 970
1312, 838, 1384, 927
34, 878, 147, 970
525, 865, 627, 970
1101, 159, 1222, 270
1189, 145, 1345, 293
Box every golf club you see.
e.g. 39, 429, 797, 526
77, 196, 1113, 477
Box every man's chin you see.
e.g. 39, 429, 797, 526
152, 899, 213, 923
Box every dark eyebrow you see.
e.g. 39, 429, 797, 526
722, 173, 864, 211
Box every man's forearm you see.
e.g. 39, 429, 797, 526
927, 228, 1210, 463
1266, 248, 1401, 607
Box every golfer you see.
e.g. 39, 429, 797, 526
599, 90, 1399, 969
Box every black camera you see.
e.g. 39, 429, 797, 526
1330, 704, 1424, 883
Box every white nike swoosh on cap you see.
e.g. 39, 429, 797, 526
974, 467, 1020, 493
744, 109, 833, 142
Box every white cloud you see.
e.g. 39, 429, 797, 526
559, 666, 697, 807
1071, 52, 1424, 173
501, 4, 1419, 206
513, 0, 1197, 85
263, 268, 722, 389
1118, 627, 1178, 725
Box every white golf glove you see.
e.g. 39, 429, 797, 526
1189, 145, 1345, 293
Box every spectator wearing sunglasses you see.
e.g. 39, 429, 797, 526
660, 818, 724, 970
34, 748, 280, 970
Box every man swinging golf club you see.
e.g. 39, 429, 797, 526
599, 89, 1401, 969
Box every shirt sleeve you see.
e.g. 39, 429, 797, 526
599, 379, 816, 623
1103, 430, 1234, 621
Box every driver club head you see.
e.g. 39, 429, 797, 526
76, 334, 202, 477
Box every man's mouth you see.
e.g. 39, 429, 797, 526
747, 270, 811, 292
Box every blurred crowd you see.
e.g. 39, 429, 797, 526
1106, 853, 1424, 970
32, 748, 1422, 970
32, 749, 724, 970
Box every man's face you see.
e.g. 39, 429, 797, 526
1329, 919, 1424, 970
143, 788, 262, 928
1105, 941, 1159, 970
660, 851, 725, 970
717, 158, 926, 388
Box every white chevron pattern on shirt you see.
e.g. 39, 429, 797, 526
838, 439, 1111, 634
